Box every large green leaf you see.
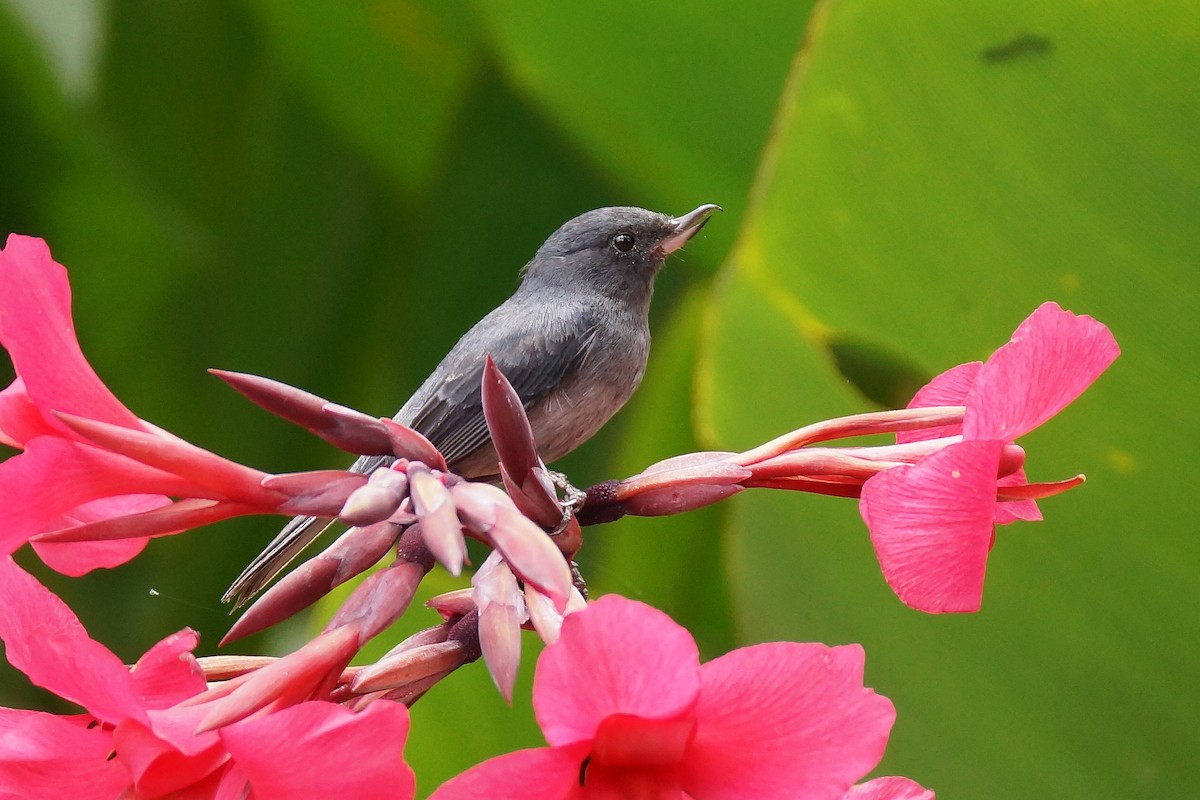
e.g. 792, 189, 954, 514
2, 0, 1192, 795
700, 1, 1199, 797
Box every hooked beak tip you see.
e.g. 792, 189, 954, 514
660, 203, 721, 255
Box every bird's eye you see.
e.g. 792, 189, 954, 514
611, 233, 635, 253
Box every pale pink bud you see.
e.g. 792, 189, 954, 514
472, 552, 526, 702
338, 466, 409, 527
409, 469, 467, 575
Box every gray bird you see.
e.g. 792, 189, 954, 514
223, 204, 719, 606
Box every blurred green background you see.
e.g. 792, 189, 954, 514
1, 1, 1196, 797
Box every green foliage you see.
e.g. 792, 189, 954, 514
1, 0, 1195, 796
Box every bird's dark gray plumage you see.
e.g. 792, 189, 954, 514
223, 204, 719, 605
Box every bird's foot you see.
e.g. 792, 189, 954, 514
569, 560, 589, 600
548, 471, 586, 535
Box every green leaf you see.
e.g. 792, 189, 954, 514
701, 1, 1200, 797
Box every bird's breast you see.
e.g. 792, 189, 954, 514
525, 319, 650, 464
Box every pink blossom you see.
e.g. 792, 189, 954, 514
860, 302, 1119, 613
0, 236, 372, 572
0, 236, 142, 446
843, 776, 935, 799
0, 234, 170, 572
431, 595, 897, 800
0, 556, 414, 799
0, 238, 316, 574
0, 250, 572, 646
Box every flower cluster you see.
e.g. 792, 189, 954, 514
860, 303, 1117, 611
0, 555, 415, 799
432, 595, 916, 800
0, 233, 1118, 797
578, 303, 1117, 613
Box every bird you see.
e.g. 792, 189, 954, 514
223, 203, 720, 606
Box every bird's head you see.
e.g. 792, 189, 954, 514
523, 204, 720, 306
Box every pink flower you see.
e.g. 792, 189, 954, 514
0, 555, 415, 799
431, 595, 898, 800
0, 236, 142, 449
0, 238, 349, 572
0, 236, 386, 575
843, 777, 935, 800
860, 302, 1119, 613
0, 234, 171, 572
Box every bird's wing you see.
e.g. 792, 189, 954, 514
221, 515, 333, 606
221, 452, 388, 607
403, 305, 598, 470
224, 304, 597, 607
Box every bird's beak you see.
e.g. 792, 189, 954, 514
659, 204, 722, 255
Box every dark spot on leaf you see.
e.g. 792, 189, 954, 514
982, 33, 1054, 63
826, 334, 931, 409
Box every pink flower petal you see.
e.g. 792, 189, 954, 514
29, 494, 166, 574
0, 436, 194, 562
993, 469, 1041, 524
844, 776, 936, 800
0, 235, 142, 434
898, 362, 979, 444
130, 629, 206, 709
861, 441, 1003, 613
207, 369, 399, 458
525, 584, 587, 646
479, 598, 523, 702
36, 498, 253, 547
429, 743, 589, 800
378, 417, 447, 470
54, 413, 276, 507
209, 763, 254, 800
196, 625, 360, 732
220, 701, 414, 800
0, 557, 145, 725
266, 469, 369, 516
453, 482, 572, 610
349, 640, 467, 695
325, 559, 428, 644
964, 302, 1119, 441
143, 703, 220, 757
684, 643, 895, 799
0, 377, 55, 447
0, 708, 129, 799
535, 595, 701, 748
112, 713, 227, 798
339, 467, 409, 527
994, 501, 1041, 524
844, 777, 936, 796
581, 761, 684, 799
410, 469, 467, 575
222, 559, 343, 646
592, 713, 696, 768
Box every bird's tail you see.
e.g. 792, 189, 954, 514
222, 453, 393, 608
221, 513, 336, 608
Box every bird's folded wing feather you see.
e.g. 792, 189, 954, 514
223, 302, 597, 606
404, 304, 599, 468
